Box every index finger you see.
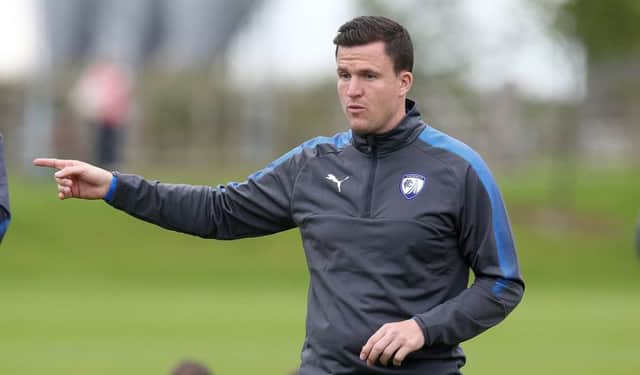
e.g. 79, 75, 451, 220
33, 158, 69, 170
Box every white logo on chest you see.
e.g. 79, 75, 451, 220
401, 174, 426, 200
326, 174, 350, 193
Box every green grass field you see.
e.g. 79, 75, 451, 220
0, 165, 639, 374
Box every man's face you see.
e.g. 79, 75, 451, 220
336, 41, 412, 135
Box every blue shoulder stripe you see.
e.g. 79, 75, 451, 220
418, 126, 517, 295
0, 217, 10, 242
227, 131, 352, 188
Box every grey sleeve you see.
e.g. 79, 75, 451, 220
0, 134, 10, 242
414, 165, 524, 346
106, 151, 304, 239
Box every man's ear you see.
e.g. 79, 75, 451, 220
399, 71, 413, 96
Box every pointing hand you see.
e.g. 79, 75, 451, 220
33, 158, 113, 200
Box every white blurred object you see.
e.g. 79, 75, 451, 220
0, 0, 39, 80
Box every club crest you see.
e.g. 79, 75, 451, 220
400, 174, 426, 200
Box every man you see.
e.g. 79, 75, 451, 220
35, 16, 524, 375
0, 133, 10, 242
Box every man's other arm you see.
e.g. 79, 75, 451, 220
413, 163, 525, 346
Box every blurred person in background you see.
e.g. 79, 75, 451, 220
70, 61, 131, 169
34, 16, 523, 375
0, 133, 10, 243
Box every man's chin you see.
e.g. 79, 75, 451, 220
348, 122, 371, 135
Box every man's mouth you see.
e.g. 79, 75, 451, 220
347, 104, 366, 114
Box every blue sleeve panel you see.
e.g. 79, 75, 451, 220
0, 134, 10, 243
414, 126, 524, 346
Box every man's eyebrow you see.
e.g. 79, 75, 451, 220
359, 68, 378, 75
336, 66, 379, 74
349, 68, 380, 77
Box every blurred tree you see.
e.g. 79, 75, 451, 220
546, 0, 640, 209
552, 0, 640, 62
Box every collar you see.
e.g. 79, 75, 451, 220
351, 99, 426, 156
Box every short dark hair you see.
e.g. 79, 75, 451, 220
333, 16, 413, 74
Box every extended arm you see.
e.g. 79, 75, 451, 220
34, 152, 301, 239
106, 172, 296, 239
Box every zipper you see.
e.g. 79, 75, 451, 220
363, 135, 378, 217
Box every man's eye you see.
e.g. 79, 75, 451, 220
366, 73, 377, 80
339, 72, 350, 80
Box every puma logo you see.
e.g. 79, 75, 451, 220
325, 174, 350, 193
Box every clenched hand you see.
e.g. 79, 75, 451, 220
360, 318, 425, 367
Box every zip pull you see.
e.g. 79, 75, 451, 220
366, 134, 377, 155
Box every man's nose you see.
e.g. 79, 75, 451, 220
347, 77, 363, 97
